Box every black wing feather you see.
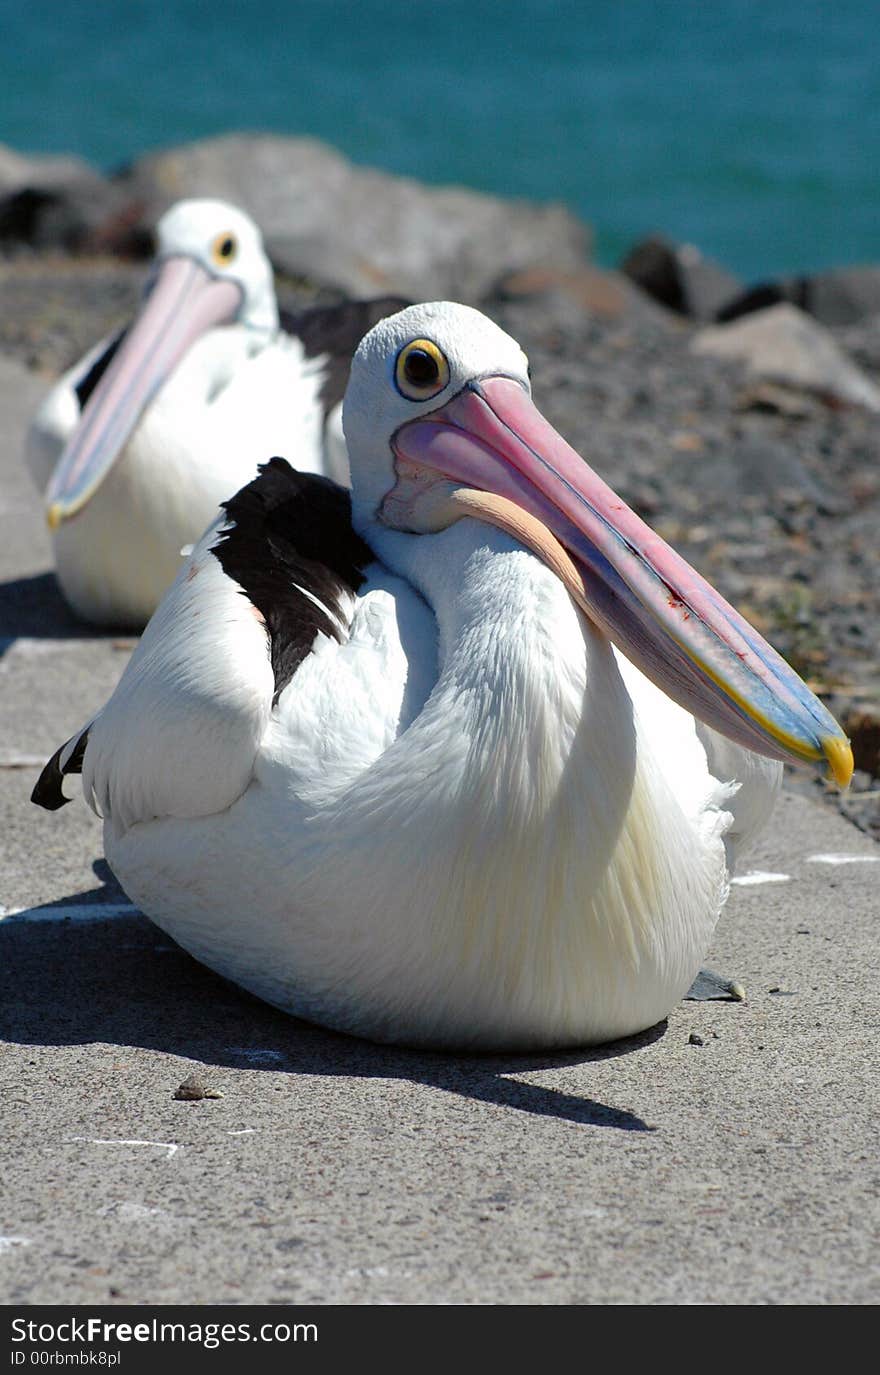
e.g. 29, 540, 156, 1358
279, 296, 410, 417
214, 458, 373, 704
74, 329, 127, 411
33, 460, 370, 810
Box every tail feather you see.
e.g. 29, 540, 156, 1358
31, 727, 91, 811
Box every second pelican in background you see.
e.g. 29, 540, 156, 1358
27, 196, 403, 626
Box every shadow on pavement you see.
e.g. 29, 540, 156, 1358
0, 572, 116, 655
1, 863, 661, 1134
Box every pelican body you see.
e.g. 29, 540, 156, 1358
27, 197, 403, 627
33, 304, 852, 1050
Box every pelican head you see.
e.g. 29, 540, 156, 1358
45, 198, 277, 529
344, 301, 853, 785
150, 198, 278, 334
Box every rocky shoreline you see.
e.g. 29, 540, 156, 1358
1, 133, 877, 838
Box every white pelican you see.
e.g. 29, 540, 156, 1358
32, 303, 853, 1051
26, 196, 404, 627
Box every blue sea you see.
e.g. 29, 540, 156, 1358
2, 0, 877, 280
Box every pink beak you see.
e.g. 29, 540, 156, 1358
387, 376, 852, 784
46, 256, 242, 527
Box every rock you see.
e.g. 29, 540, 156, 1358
173, 1073, 223, 1101
620, 234, 741, 320
691, 303, 880, 412
0, 145, 92, 196
806, 267, 880, 327
491, 264, 675, 323
0, 144, 148, 256
716, 280, 806, 322
494, 265, 626, 318
685, 970, 746, 1001
113, 133, 591, 301
733, 381, 815, 417
719, 267, 880, 327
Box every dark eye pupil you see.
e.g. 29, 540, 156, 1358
404, 348, 439, 386
219, 238, 234, 258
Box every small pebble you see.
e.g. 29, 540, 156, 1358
173, 1073, 223, 1101
688, 1032, 704, 1046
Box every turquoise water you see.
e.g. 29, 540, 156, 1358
2, 0, 877, 279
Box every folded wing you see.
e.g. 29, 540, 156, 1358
32, 459, 372, 835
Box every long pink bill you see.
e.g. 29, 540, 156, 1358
46, 256, 242, 528
387, 376, 852, 786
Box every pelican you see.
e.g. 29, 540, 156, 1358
26, 196, 403, 627
32, 303, 853, 1051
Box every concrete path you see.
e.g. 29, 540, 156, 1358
0, 356, 877, 1305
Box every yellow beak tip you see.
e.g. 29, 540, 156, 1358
823, 736, 854, 790
46, 503, 63, 532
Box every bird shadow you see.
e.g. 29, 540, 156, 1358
1, 861, 663, 1133
0, 572, 134, 657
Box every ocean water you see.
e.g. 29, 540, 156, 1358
2, 0, 877, 280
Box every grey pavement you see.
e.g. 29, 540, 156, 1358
0, 355, 878, 1305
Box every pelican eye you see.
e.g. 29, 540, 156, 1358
211, 232, 238, 266
395, 339, 450, 400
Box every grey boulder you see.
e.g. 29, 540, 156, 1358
0, 143, 146, 255
719, 265, 880, 328
114, 133, 592, 302
692, 303, 880, 412
620, 233, 742, 320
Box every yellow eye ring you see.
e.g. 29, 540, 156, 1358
395, 338, 450, 401
211, 232, 238, 266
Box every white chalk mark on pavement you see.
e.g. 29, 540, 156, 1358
0, 1236, 31, 1254
731, 871, 791, 886
225, 1047, 287, 1065
1, 636, 108, 658
68, 1138, 180, 1160
98, 1202, 167, 1221
806, 853, 880, 866
0, 902, 139, 923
